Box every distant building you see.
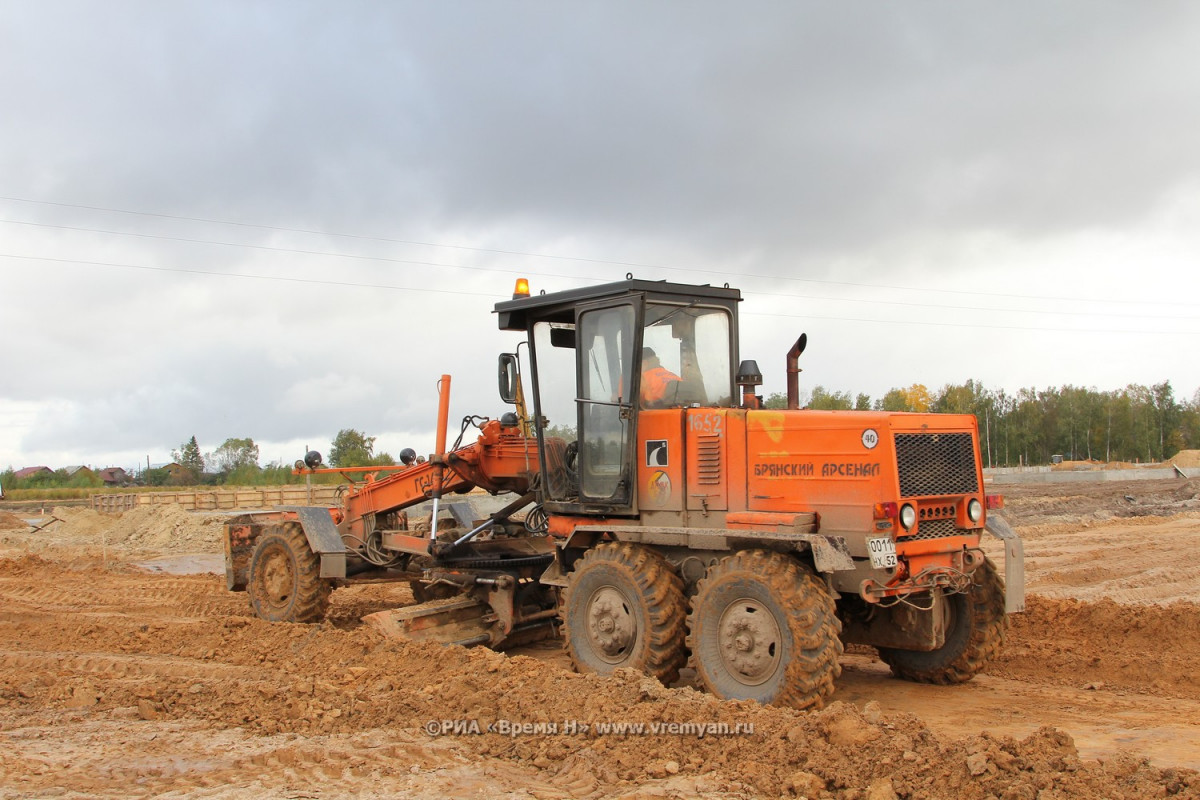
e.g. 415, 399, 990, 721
14, 466, 53, 480
63, 465, 95, 480
98, 467, 131, 486
148, 462, 190, 482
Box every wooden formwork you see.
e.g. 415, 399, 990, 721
91, 486, 342, 513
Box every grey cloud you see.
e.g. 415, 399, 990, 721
2, 1, 1198, 467
7, 2, 1198, 257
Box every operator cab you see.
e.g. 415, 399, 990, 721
496, 278, 741, 516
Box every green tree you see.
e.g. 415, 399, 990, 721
172, 435, 206, 481
873, 384, 933, 413
875, 388, 910, 412
1150, 380, 1180, 460
1181, 389, 1200, 451
141, 467, 170, 487
330, 429, 376, 467
212, 437, 260, 475
64, 469, 101, 489
854, 393, 871, 410
808, 385, 853, 410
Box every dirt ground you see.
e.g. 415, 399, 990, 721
1, 481, 1199, 798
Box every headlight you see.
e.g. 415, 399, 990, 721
968, 499, 983, 523
899, 504, 916, 530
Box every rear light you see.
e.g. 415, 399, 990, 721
985, 494, 1004, 510
899, 504, 916, 530
874, 502, 898, 520
967, 498, 983, 523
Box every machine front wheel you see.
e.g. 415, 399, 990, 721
247, 522, 331, 623
561, 542, 688, 685
878, 557, 1006, 684
688, 550, 842, 709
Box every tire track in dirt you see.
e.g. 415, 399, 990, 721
3, 481, 1200, 798
0, 553, 1196, 799
1003, 515, 1200, 605
0, 718, 602, 799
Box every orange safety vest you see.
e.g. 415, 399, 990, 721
642, 366, 681, 405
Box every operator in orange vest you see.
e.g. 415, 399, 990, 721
641, 347, 682, 408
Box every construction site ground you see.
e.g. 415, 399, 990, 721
1, 480, 1198, 799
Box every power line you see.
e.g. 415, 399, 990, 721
2, 217, 1196, 321
745, 288, 1199, 321
0, 254, 501, 299
0, 218, 542, 278
5, 252, 1197, 335
0, 195, 663, 269
2, 194, 1194, 309
742, 309, 1200, 336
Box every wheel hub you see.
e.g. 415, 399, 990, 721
587, 586, 636, 663
260, 548, 295, 607
718, 599, 782, 686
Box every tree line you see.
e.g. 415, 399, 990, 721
768, 379, 1200, 467
1, 428, 397, 492
6, 380, 1198, 494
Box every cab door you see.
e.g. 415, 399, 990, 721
575, 299, 641, 511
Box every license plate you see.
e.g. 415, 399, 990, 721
867, 536, 897, 569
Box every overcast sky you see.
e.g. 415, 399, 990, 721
3, 2, 1199, 472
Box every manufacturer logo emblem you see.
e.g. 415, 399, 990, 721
646, 439, 669, 466
647, 470, 672, 503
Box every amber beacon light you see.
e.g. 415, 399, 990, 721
512, 278, 531, 299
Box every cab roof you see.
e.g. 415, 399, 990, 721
495, 278, 741, 331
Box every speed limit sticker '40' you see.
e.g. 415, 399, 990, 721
861, 428, 879, 449
867, 536, 897, 569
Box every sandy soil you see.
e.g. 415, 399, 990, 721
1, 482, 1199, 798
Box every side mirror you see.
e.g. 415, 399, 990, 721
498, 353, 520, 404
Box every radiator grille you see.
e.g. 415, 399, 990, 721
896, 517, 962, 543
894, 432, 978, 498
696, 434, 721, 486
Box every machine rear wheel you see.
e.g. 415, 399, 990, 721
562, 542, 687, 685
878, 557, 1006, 684
688, 550, 842, 709
247, 522, 331, 623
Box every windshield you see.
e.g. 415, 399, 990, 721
640, 304, 733, 408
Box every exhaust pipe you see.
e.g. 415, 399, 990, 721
786, 334, 808, 410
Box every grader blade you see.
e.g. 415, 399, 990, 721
363, 597, 495, 647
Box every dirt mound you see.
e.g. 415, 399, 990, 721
1171, 450, 1200, 468
0, 553, 62, 575
48, 505, 223, 553
0, 605, 1191, 798
1000, 477, 1200, 526
3, 476, 1200, 797
994, 595, 1200, 700
0, 555, 1196, 798
0, 512, 28, 530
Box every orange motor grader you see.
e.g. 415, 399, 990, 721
223, 277, 1022, 709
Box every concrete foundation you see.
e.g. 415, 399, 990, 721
985, 466, 1200, 485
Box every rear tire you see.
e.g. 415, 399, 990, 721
688, 550, 842, 709
562, 542, 688, 685
247, 522, 331, 623
879, 557, 1006, 684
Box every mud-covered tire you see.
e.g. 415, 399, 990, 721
687, 550, 843, 709
247, 522, 331, 623
879, 557, 1006, 684
561, 542, 688, 685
